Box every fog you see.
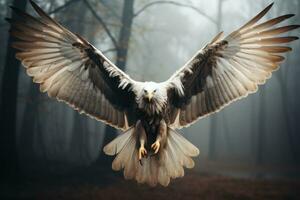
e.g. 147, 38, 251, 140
0, 0, 299, 199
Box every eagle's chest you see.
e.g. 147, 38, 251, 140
140, 112, 162, 144
142, 114, 161, 133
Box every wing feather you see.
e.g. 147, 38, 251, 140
8, 0, 138, 130
165, 3, 299, 129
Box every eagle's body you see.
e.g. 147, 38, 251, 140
139, 110, 163, 146
8, 1, 299, 186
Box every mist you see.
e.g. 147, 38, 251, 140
0, 0, 299, 199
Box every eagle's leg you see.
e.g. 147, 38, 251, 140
136, 120, 147, 161
151, 119, 167, 154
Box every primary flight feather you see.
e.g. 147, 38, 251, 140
8, 1, 299, 186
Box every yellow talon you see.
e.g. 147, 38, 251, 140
138, 146, 147, 160
151, 141, 160, 154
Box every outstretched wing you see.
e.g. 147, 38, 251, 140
165, 3, 299, 129
8, 0, 138, 130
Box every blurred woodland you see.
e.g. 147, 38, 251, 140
0, 0, 300, 199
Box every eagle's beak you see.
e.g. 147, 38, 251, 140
146, 92, 154, 102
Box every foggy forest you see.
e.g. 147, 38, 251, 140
0, 0, 300, 199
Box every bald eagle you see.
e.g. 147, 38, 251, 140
8, 1, 299, 186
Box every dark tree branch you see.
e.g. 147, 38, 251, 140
48, 0, 81, 15
83, 0, 118, 49
134, 0, 217, 25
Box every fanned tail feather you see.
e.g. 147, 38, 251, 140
103, 127, 199, 186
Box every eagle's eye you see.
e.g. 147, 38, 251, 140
143, 89, 147, 93
154, 89, 157, 93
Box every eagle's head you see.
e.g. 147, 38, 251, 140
135, 82, 168, 114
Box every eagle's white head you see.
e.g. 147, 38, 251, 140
135, 82, 168, 115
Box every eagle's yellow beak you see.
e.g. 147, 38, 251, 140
146, 92, 154, 101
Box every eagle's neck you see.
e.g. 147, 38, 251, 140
144, 102, 163, 115
138, 98, 166, 116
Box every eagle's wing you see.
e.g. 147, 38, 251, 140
8, 0, 138, 131
165, 3, 299, 129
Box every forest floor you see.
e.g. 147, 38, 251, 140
1, 168, 300, 200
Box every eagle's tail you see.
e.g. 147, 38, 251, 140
103, 127, 199, 186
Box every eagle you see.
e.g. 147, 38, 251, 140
8, 1, 299, 186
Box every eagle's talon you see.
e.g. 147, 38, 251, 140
151, 141, 160, 154
138, 146, 147, 160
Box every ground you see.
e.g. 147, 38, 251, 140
1, 170, 299, 200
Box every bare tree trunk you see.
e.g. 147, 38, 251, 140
70, 113, 89, 164
208, 0, 222, 160
115, 0, 134, 69
276, 54, 297, 161
35, 110, 46, 160
19, 84, 40, 165
222, 112, 232, 153
0, 0, 27, 181
100, 0, 135, 165
256, 87, 266, 165
251, 97, 257, 162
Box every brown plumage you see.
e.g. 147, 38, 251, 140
8, 1, 299, 186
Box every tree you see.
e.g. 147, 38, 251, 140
16, 0, 84, 169
0, 0, 27, 181
272, 1, 297, 162
256, 86, 266, 165
70, 113, 90, 163
95, 0, 135, 165
18, 84, 40, 165
208, 0, 223, 160
255, 1, 297, 164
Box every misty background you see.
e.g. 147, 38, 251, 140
0, 0, 299, 199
